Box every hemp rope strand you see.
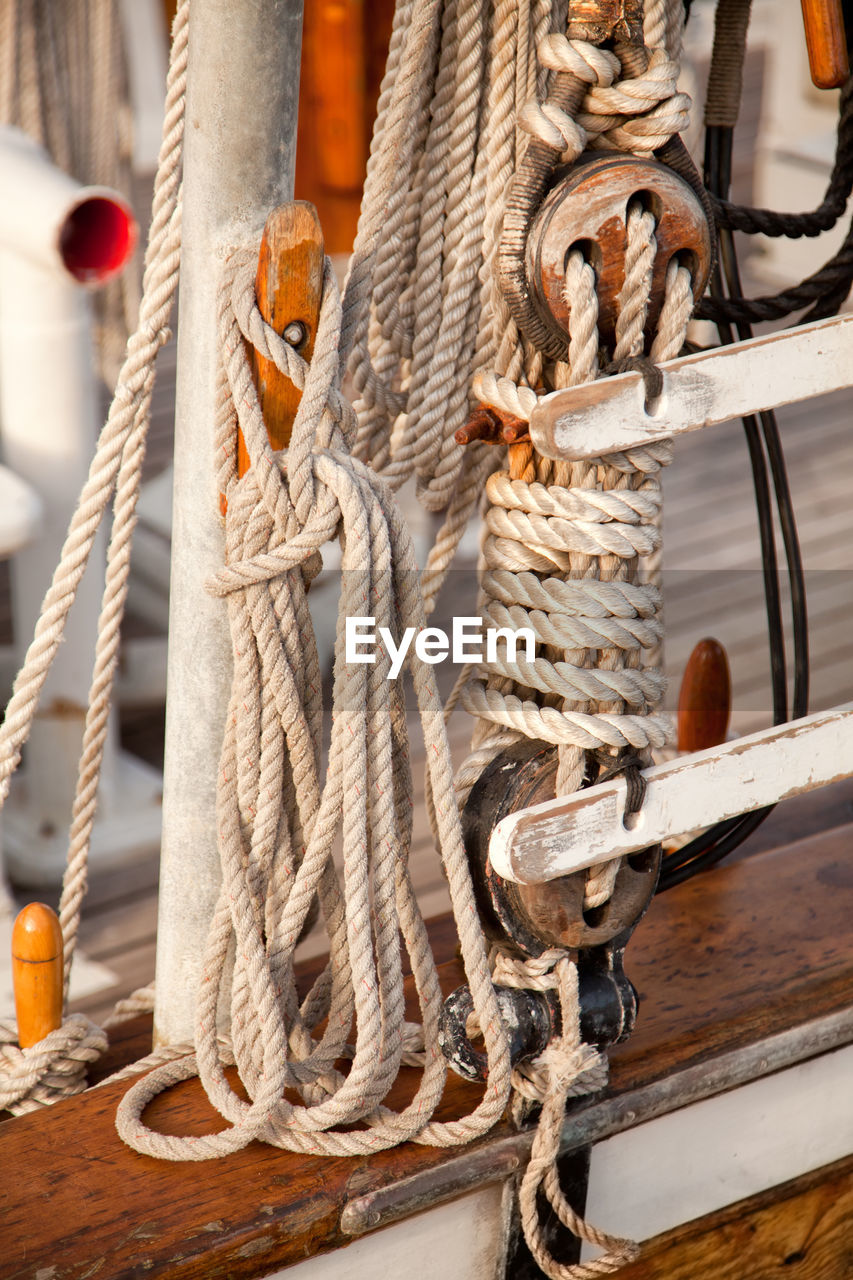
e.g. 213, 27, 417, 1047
0, 0, 187, 1116
115, 252, 513, 1159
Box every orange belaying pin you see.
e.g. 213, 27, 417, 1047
12, 902, 63, 1048
678, 638, 732, 754
801, 0, 849, 90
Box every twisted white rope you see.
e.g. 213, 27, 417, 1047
491, 951, 639, 1277
115, 253, 513, 1160
0, 7, 692, 1276
0, 1015, 108, 1114
342, 0, 565, 610
458, 30, 697, 1260
0, 0, 187, 1116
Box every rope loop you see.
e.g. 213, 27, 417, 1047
520, 99, 587, 155
485, 952, 637, 1277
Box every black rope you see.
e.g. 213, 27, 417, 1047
709, 76, 853, 239
595, 749, 647, 819
696, 217, 853, 324
657, 110, 811, 894
694, 73, 853, 326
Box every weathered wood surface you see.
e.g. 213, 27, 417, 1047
616, 1153, 853, 1279
529, 153, 712, 348
529, 313, 853, 459
2, 824, 851, 1278
490, 702, 853, 882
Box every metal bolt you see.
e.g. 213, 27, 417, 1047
283, 321, 306, 346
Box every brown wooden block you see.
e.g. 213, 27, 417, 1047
527, 154, 713, 351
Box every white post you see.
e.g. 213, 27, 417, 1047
154, 0, 305, 1045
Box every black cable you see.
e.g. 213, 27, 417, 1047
657, 116, 811, 892
709, 77, 853, 239
716, 227, 810, 721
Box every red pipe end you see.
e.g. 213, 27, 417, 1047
59, 194, 138, 284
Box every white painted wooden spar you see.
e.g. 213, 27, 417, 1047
528, 312, 853, 460
489, 703, 853, 884
153, 0, 305, 1047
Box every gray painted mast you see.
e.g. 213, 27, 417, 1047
154, 0, 305, 1045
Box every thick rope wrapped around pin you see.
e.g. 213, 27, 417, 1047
455, 6, 695, 1268
463, 254, 693, 921
116, 251, 513, 1160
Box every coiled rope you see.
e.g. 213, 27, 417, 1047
116, 252, 514, 1158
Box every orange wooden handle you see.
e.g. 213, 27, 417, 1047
678, 638, 732, 753
12, 902, 63, 1048
801, 0, 849, 89
237, 201, 326, 479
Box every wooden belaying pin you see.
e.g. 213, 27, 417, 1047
678, 637, 732, 753
237, 201, 326, 479
12, 902, 63, 1048
221, 202, 325, 514
800, 0, 849, 90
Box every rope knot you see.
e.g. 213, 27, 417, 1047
519, 99, 587, 156
537, 35, 620, 88
0, 1014, 108, 1115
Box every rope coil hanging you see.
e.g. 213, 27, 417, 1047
117, 251, 515, 1158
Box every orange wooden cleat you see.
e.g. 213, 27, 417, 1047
220, 202, 326, 515
238, 201, 325, 477
800, 0, 849, 89
678, 637, 732, 753
12, 902, 63, 1048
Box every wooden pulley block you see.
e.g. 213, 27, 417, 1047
463, 738, 660, 954
526, 153, 713, 357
